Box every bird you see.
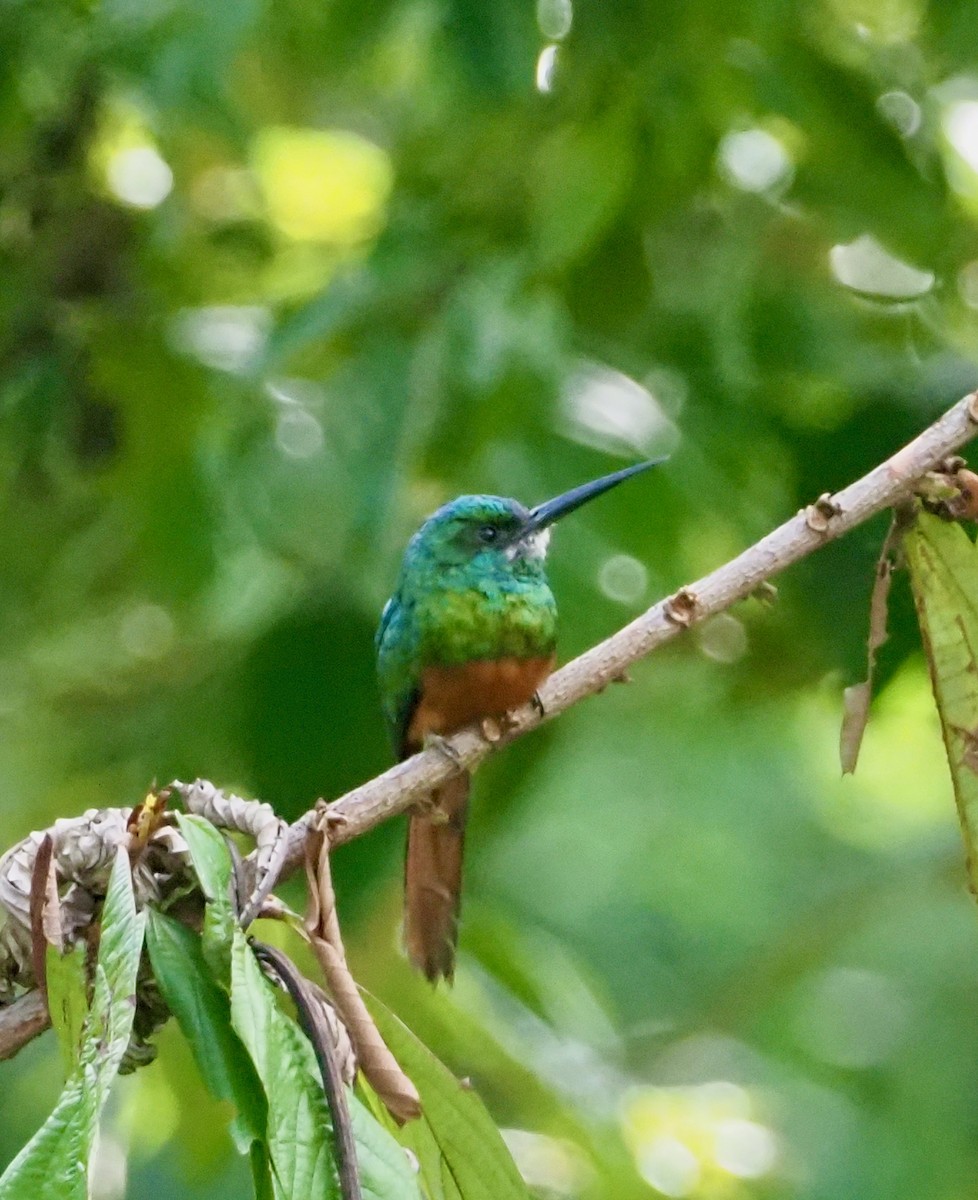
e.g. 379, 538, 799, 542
376, 459, 663, 981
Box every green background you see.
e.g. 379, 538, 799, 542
3, 0, 978, 1196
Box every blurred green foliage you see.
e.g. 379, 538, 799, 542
3, 0, 978, 1196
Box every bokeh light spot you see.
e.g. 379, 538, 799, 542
713, 1118, 777, 1178
106, 146, 173, 209
536, 0, 572, 40
623, 1081, 777, 1196
119, 605, 175, 660
171, 306, 270, 373
944, 99, 978, 174
536, 45, 559, 93
502, 1129, 591, 1195
562, 360, 678, 458
598, 554, 648, 605
794, 967, 910, 1068
276, 408, 325, 459
876, 90, 921, 137
829, 234, 934, 300
638, 1136, 701, 1197
959, 260, 978, 308
252, 126, 393, 244
91, 98, 174, 211
697, 613, 748, 664
718, 128, 793, 193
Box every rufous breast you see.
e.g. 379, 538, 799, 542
406, 654, 555, 748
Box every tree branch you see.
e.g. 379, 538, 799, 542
277, 389, 978, 871
0, 990, 49, 1060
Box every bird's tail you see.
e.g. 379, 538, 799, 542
403, 772, 470, 982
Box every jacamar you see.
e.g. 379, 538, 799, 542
376, 459, 662, 981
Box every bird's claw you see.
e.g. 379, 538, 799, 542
480, 716, 504, 744
531, 690, 546, 717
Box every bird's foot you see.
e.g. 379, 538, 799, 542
423, 732, 465, 770
480, 715, 504, 744
483, 697, 543, 743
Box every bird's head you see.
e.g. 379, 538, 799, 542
406, 459, 665, 572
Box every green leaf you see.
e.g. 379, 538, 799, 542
444, 0, 537, 97
175, 812, 236, 982
145, 907, 268, 1157
530, 114, 635, 270
230, 931, 340, 1200
348, 1092, 423, 1200
905, 511, 978, 889
44, 940, 89, 1077
0, 849, 144, 1200
364, 995, 530, 1200
398, 1116, 462, 1200
229, 934, 422, 1200
251, 1140, 275, 1200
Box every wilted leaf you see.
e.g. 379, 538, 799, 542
231, 933, 422, 1200
304, 823, 420, 1122
840, 514, 903, 774
28, 834, 58, 999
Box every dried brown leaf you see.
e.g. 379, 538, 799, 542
28, 835, 59, 1001
840, 513, 904, 774
305, 821, 421, 1123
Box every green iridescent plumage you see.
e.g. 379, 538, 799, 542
376, 495, 557, 752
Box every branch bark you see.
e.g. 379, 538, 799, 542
2, 388, 977, 1063
0, 990, 49, 1060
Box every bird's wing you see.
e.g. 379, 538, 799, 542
393, 688, 420, 759
376, 593, 421, 757
376, 596, 396, 647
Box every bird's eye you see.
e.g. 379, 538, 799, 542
477, 524, 499, 544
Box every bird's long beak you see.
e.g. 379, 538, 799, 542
524, 458, 667, 534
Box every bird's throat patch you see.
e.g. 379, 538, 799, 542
506, 528, 551, 563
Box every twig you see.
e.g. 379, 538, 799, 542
0, 991, 50, 1059
304, 814, 421, 1122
